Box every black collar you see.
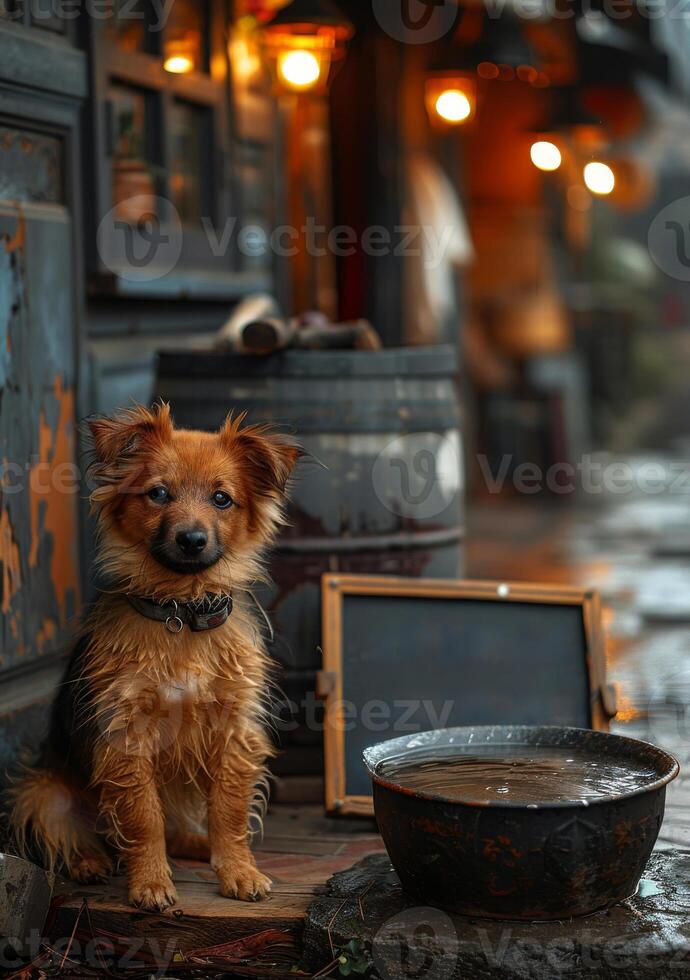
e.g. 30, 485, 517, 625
127, 593, 233, 633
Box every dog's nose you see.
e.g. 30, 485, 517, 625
175, 529, 208, 556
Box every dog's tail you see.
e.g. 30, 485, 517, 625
8, 767, 110, 880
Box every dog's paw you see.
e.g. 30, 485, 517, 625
129, 877, 177, 912
70, 853, 113, 884
217, 862, 272, 902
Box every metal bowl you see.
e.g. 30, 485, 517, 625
363, 726, 679, 920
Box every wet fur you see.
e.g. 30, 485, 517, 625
9, 404, 299, 910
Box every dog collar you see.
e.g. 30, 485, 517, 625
127, 593, 233, 633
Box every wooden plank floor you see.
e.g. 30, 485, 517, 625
48, 806, 384, 966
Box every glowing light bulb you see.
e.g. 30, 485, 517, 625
435, 89, 472, 124
530, 140, 562, 172
278, 49, 321, 91
583, 161, 615, 195
164, 54, 194, 74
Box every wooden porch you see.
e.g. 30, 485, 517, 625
47, 806, 384, 976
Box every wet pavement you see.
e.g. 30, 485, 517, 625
465, 453, 690, 849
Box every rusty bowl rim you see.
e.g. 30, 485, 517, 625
363, 725, 680, 810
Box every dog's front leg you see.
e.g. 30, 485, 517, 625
95, 747, 176, 911
208, 737, 271, 902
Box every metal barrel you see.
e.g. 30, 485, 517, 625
155, 346, 465, 776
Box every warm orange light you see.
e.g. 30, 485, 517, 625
425, 74, 476, 127
230, 32, 263, 83
530, 140, 561, 172
261, 5, 352, 96
277, 48, 322, 90
435, 89, 472, 124
164, 54, 194, 74
583, 161, 615, 195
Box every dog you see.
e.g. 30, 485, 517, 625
10, 403, 299, 910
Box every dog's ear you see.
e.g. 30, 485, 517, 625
219, 414, 300, 496
88, 402, 174, 465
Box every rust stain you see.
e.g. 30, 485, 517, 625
37, 617, 57, 653
3, 205, 25, 254
29, 375, 79, 622
0, 506, 21, 614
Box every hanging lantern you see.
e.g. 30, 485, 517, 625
525, 99, 567, 173
530, 138, 562, 172
262, 0, 354, 94
163, 31, 198, 74
583, 160, 615, 195
425, 71, 477, 127
424, 22, 478, 128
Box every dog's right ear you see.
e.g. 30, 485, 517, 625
88, 402, 174, 465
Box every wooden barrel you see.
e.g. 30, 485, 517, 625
156, 347, 464, 781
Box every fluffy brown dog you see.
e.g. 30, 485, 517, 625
10, 403, 298, 910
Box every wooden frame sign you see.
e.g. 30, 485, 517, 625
319, 575, 617, 817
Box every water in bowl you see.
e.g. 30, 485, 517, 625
376, 744, 660, 805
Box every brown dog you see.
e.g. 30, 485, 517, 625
10, 403, 299, 910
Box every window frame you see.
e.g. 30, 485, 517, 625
85, 0, 251, 298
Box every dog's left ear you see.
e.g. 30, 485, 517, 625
219, 415, 301, 496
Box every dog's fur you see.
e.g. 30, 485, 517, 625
9, 403, 299, 910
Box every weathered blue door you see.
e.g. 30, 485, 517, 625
0, 21, 87, 784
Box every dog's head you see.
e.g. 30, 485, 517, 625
88, 403, 299, 597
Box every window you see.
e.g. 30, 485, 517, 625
0, 125, 63, 203
89, 0, 244, 294
0, 0, 69, 32
109, 83, 161, 224
30, 0, 64, 32
169, 100, 212, 226
104, 0, 154, 53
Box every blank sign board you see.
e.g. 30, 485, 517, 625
319, 575, 616, 816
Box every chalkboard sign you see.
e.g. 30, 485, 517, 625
319, 575, 616, 816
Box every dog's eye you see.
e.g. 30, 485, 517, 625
212, 490, 234, 510
147, 485, 169, 503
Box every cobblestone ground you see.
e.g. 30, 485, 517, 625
466, 452, 690, 849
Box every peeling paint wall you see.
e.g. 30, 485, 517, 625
0, 132, 80, 679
